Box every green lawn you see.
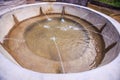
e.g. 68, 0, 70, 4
95, 0, 120, 7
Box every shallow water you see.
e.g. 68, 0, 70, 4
24, 17, 89, 61
3, 14, 105, 73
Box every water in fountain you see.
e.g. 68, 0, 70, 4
50, 36, 65, 73
1, 7, 108, 73
40, 7, 52, 21
61, 6, 65, 23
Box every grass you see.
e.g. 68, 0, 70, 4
95, 0, 120, 7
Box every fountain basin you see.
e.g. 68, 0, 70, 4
0, 2, 120, 80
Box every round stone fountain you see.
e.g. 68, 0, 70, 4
0, 2, 120, 80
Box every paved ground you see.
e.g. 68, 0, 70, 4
88, 3, 120, 23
